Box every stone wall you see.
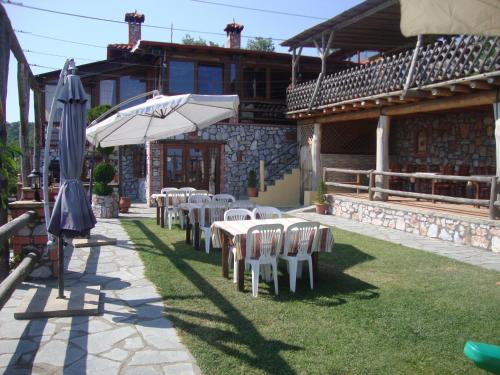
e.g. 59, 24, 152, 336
139, 122, 297, 204
391, 111, 495, 170
327, 195, 500, 252
120, 145, 146, 201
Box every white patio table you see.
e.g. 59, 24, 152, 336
211, 217, 334, 292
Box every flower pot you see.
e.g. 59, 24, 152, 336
315, 203, 327, 214
119, 196, 131, 213
247, 187, 258, 198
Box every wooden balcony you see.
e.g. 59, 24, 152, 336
287, 35, 500, 115
239, 99, 291, 124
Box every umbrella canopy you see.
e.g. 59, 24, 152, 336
48, 74, 96, 237
86, 94, 240, 147
400, 0, 500, 37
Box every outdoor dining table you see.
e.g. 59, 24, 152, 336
211, 217, 334, 292
179, 200, 257, 251
150, 193, 167, 227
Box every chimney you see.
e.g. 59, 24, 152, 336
224, 22, 244, 49
125, 11, 145, 46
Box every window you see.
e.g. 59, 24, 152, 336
44, 84, 63, 122
229, 64, 237, 93
242, 68, 265, 98
169, 61, 194, 93
99, 80, 116, 106
198, 65, 223, 94
120, 76, 146, 109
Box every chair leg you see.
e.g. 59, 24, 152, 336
203, 228, 211, 254
289, 259, 297, 293
271, 259, 278, 295
296, 261, 303, 279
251, 263, 260, 297
307, 257, 314, 290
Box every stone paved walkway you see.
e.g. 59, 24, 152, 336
287, 207, 500, 272
0, 214, 201, 374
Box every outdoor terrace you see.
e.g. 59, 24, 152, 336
286, 35, 500, 115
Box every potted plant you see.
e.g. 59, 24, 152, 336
92, 162, 118, 218
247, 170, 258, 197
314, 180, 328, 214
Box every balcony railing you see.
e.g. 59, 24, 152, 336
239, 99, 290, 124
287, 35, 500, 112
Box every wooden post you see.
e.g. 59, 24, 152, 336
220, 232, 228, 278
311, 123, 322, 191
368, 171, 375, 201
494, 102, 500, 213
489, 176, 497, 220
259, 160, 265, 192
33, 90, 42, 172
0, 11, 11, 281
374, 115, 390, 201
17, 61, 31, 191
291, 47, 303, 89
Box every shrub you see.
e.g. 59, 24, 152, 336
93, 162, 115, 196
248, 170, 257, 188
315, 180, 327, 204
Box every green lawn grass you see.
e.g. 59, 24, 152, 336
122, 218, 499, 375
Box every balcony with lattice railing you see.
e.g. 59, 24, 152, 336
287, 35, 500, 113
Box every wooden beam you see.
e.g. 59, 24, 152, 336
304, 90, 499, 125
470, 80, 493, 90
487, 77, 500, 86
431, 88, 453, 97
17, 62, 31, 190
449, 84, 471, 93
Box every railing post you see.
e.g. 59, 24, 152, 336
368, 171, 375, 201
489, 176, 497, 220
259, 160, 265, 192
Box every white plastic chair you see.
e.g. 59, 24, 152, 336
279, 221, 320, 292
164, 191, 187, 230
230, 200, 256, 210
245, 223, 284, 297
213, 194, 236, 203
188, 194, 211, 204
160, 187, 178, 194
252, 206, 282, 220
200, 201, 227, 254
179, 187, 196, 193
224, 209, 254, 282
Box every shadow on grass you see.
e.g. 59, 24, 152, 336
134, 221, 302, 374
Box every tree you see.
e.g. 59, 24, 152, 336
181, 34, 223, 48
246, 37, 275, 52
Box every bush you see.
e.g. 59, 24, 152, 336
93, 182, 113, 196
248, 170, 257, 188
315, 180, 327, 204
93, 162, 115, 196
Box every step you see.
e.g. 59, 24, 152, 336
251, 168, 300, 207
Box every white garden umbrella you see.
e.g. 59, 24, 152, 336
86, 93, 239, 147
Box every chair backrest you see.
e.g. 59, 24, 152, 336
213, 194, 236, 203
230, 200, 256, 210
252, 206, 282, 220
200, 201, 227, 227
180, 187, 196, 193
246, 224, 284, 261
160, 187, 178, 194
224, 209, 253, 221
283, 221, 320, 257
188, 194, 211, 204
167, 190, 187, 206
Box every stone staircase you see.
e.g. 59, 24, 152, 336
250, 168, 300, 207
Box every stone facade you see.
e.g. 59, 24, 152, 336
92, 192, 119, 218
391, 111, 495, 170
120, 145, 146, 201
327, 195, 500, 252
121, 122, 297, 203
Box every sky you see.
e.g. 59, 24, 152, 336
4, 0, 363, 123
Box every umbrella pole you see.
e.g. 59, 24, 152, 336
88, 146, 96, 204
57, 236, 65, 298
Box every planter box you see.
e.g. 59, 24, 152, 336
92, 192, 119, 218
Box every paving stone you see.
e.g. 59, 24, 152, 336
163, 363, 199, 375
135, 319, 184, 350
122, 365, 163, 375
123, 336, 144, 350
71, 326, 136, 354
128, 350, 191, 366
101, 348, 130, 361
0, 339, 37, 355
116, 286, 159, 307
34, 340, 85, 367
65, 354, 121, 375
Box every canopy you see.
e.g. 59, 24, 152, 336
86, 94, 240, 147
48, 74, 96, 237
400, 0, 500, 37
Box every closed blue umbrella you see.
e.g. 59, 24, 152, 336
48, 74, 96, 237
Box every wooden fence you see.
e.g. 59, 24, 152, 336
323, 167, 500, 220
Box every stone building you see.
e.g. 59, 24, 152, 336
36, 12, 350, 203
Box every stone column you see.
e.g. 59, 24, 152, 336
311, 123, 322, 191
374, 115, 390, 201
